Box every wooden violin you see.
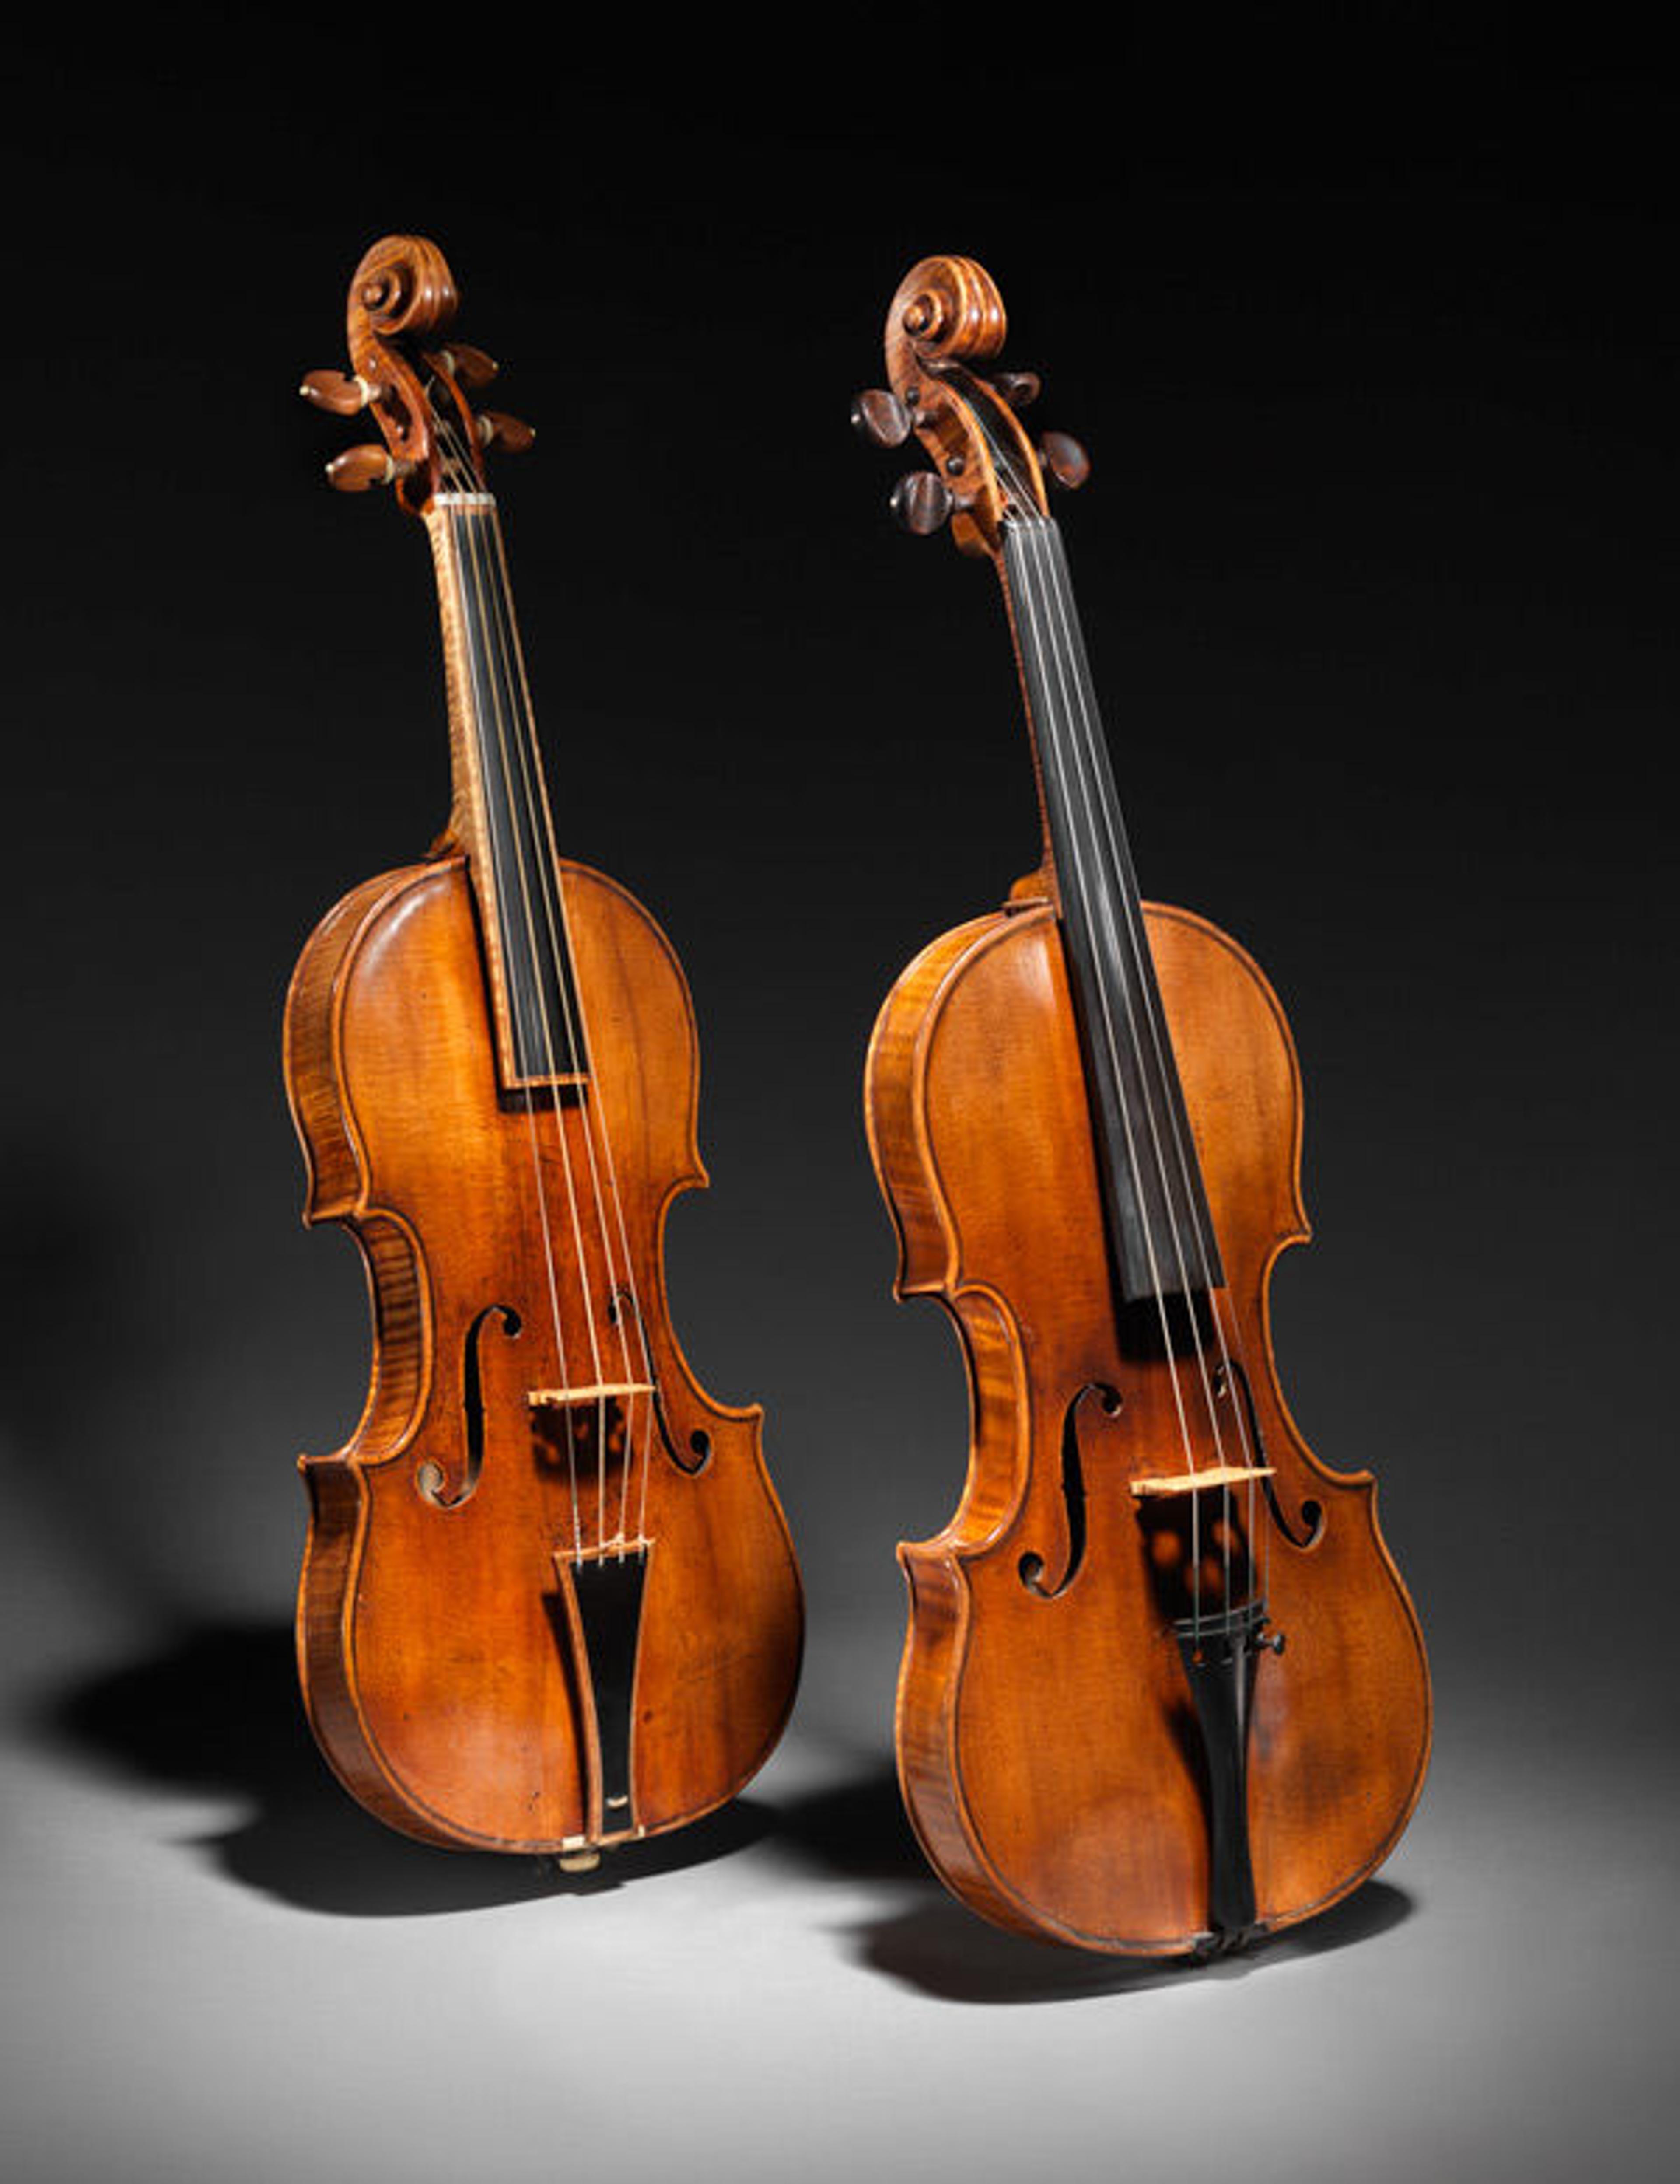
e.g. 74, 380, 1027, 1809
285, 236, 802, 1863
857, 256, 1430, 1954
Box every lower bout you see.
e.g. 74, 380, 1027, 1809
298, 1482, 803, 1857
896, 1547, 1428, 1956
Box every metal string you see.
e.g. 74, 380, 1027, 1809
1031, 515, 1265, 1618
1001, 502, 1210, 1632
435, 401, 658, 1556
444, 483, 616, 1548
440, 501, 584, 1550
478, 504, 657, 1557
435, 419, 606, 1555
444, 484, 600, 1552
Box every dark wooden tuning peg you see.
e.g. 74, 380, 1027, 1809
852, 388, 912, 449
325, 444, 413, 493
890, 472, 953, 535
300, 368, 373, 416
477, 410, 536, 453
994, 371, 1042, 411
1038, 431, 1090, 490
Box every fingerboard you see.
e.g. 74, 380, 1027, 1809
1001, 514, 1223, 1303
428, 494, 587, 1088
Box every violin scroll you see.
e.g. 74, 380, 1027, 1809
299, 234, 532, 515
853, 255, 1093, 559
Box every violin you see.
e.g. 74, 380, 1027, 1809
285, 236, 802, 1864
856, 257, 1430, 1954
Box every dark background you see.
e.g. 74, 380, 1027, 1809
2, 18, 1674, 2181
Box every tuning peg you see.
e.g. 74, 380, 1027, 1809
325, 444, 414, 493
299, 368, 375, 416
851, 388, 913, 450
439, 343, 498, 390
889, 472, 953, 536
1038, 431, 1090, 490
476, 410, 536, 454
994, 371, 1042, 411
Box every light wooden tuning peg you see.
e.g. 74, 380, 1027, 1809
477, 411, 536, 454
325, 444, 413, 493
1038, 431, 1090, 490
300, 369, 373, 416
442, 343, 499, 390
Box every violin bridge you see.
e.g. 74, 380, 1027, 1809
529, 1382, 654, 1408
549, 1542, 651, 1846
1130, 1463, 1274, 1499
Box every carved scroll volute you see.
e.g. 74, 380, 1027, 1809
884, 256, 1049, 560
344, 234, 483, 515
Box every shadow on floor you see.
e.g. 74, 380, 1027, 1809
771, 1763, 1414, 2004
35, 1618, 770, 1918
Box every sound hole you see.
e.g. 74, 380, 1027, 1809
609, 1283, 711, 1475
1222, 1356, 1327, 1549
1018, 1381, 1120, 1598
417, 1302, 523, 1507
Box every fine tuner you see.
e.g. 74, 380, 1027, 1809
851, 368, 1088, 536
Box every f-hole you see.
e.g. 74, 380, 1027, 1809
609, 1284, 711, 1475
417, 1303, 522, 1508
1018, 1381, 1122, 1598
1218, 1358, 1324, 1549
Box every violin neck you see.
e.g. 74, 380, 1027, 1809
999, 514, 1223, 1305
427, 491, 588, 1090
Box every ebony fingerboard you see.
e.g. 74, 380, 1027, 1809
445, 498, 587, 1085
1003, 515, 1222, 1303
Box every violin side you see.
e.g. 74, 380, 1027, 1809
867, 897, 1431, 1952
285, 852, 802, 1852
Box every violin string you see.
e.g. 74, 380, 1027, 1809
447, 475, 607, 1515
452, 494, 620, 1555
1001, 502, 1207, 1635
990, 385, 1263, 1630
1030, 517, 1248, 1620
994, 386, 1272, 1620
436, 483, 583, 1555
440, 402, 657, 1565
437, 424, 608, 1554
478, 499, 654, 1555
448, 482, 616, 1554
1037, 519, 1270, 1619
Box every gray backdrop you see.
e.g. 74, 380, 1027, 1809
3, 24, 1673, 2184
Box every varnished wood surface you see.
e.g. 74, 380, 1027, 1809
285, 853, 803, 1852
866, 898, 1432, 1953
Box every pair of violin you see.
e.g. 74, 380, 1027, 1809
286, 236, 1430, 1958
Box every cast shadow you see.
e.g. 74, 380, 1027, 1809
38, 1619, 770, 1918
773, 1764, 1414, 2004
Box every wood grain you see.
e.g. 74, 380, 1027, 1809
867, 895, 1431, 1953
286, 852, 803, 1852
